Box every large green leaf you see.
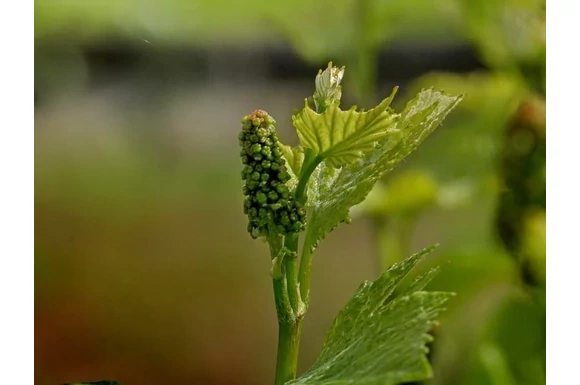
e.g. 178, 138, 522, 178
304, 89, 462, 249
292, 88, 399, 168
288, 246, 453, 385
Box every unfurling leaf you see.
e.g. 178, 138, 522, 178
280, 144, 305, 180
304, 89, 463, 250
313, 62, 345, 112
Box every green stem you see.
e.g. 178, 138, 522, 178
273, 266, 302, 385
298, 233, 315, 309
272, 148, 322, 384
295, 150, 322, 203
270, 235, 293, 324
273, 235, 303, 385
274, 319, 303, 385
272, 275, 293, 324
271, 236, 300, 385
284, 234, 301, 314
294, 150, 323, 311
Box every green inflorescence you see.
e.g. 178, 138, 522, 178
239, 109, 306, 239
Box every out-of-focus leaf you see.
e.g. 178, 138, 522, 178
521, 209, 546, 286
353, 170, 439, 217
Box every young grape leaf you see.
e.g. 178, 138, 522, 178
304, 89, 462, 250
292, 87, 399, 168
280, 144, 305, 179
313, 63, 345, 112
287, 246, 453, 385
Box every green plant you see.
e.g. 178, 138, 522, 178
240, 63, 462, 385
66, 63, 462, 385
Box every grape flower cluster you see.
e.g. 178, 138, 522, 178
239, 110, 306, 239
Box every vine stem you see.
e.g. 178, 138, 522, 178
298, 232, 315, 309
274, 314, 303, 385
270, 232, 297, 385
295, 151, 323, 311
272, 235, 303, 385
273, 150, 322, 385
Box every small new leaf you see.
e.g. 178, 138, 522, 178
313, 62, 345, 112
293, 87, 399, 168
288, 246, 452, 385
280, 144, 305, 180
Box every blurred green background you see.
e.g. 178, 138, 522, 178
35, 0, 545, 384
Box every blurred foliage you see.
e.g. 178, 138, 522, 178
496, 95, 546, 286
265, 0, 461, 103
455, 0, 546, 93
355, 171, 439, 218
35, 0, 281, 44
34, 0, 460, 45
350, 0, 545, 383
